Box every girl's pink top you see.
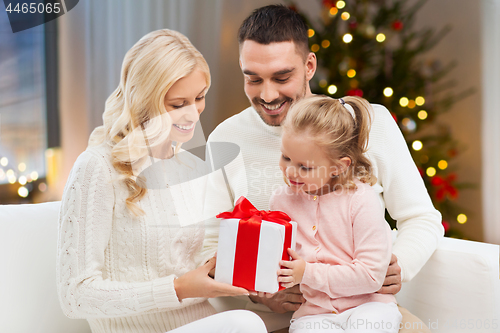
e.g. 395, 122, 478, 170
270, 181, 396, 318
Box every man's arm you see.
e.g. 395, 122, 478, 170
371, 104, 444, 283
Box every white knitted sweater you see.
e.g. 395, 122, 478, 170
56, 143, 216, 333
207, 105, 444, 282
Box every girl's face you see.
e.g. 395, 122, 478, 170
279, 130, 350, 195
164, 68, 208, 143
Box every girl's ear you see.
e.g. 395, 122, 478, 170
331, 157, 352, 176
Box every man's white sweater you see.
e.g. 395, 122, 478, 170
207, 105, 443, 282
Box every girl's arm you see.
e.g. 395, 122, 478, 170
298, 188, 392, 299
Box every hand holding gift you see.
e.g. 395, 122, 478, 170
277, 248, 306, 289
214, 197, 297, 293
174, 256, 250, 300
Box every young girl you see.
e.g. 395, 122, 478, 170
270, 95, 402, 332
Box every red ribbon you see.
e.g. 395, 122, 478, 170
216, 196, 293, 291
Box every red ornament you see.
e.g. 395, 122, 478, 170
431, 174, 458, 201
349, 21, 358, 30
442, 221, 450, 233
347, 88, 364, 97
392, 20, 404, 31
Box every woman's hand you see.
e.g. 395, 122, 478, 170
174, 256, 250, 301
277, 249, 306, 289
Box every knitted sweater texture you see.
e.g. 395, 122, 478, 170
207, 105, 443, 282
56, 143, 216, 333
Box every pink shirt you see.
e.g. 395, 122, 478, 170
270, 181, 396, 318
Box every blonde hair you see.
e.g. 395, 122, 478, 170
88, 29, 210, 216
282, 95, 376, 190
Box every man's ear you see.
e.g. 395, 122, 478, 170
331, 157, 352, 176
305, 52, 317, 81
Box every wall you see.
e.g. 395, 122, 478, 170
56, 0, 485, 241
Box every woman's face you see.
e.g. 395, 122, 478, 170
164, 68, 208, 143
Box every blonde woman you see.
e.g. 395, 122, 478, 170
56, 30, 266, 333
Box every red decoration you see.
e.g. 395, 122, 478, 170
349, 21, 358, 30
216, 197, 294, 292
288, 5, 298, 12
418, 167, 424, 177
347, 88, 364, 97
442, 221, 450, 233
431, 174, 458, 201
448, 149, 458, 157
392, 20, 404, 31
322, 0, 336, 8
391, 112, 398, 123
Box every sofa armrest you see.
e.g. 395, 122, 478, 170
396, 235, 500, 333
0, 202, 91, 333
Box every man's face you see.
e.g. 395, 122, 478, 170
239, 40, 316, 126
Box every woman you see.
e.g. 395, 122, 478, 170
56, 29, 266, 333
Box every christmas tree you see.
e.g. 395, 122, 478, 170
288, 0, 474, 238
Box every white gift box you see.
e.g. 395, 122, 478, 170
215, 217, 297, 293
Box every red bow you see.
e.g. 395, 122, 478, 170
216, 196, 291, 225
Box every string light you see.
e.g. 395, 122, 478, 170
412, 140, 423, 151
18, 186, 29, 198
341, 12, 350, 20
0, 157, 8, 167
383, 87, 393, 97
311, 44, 320, 52
336, 1, 346, 9
376, 33, 386, 42
319, 79, 327, 88
418, 110, 428, 120
0, 169, 5, 180
31, 171, 39, 181
426, 167, 436, 177
38, 182, 47, 192
8, 175, 17, 184
399, 97, 409, 107
321, 40, 331, 48
343, 33, 353, 43
415, 96, 425, 106
18, 162, 26, 172
408, 100, 416, 109
308, 29, 315, 38
347, 69, 356, 78
438, 160, 448, 170
457, 214, 467, 224
329, 7, 338, 16
18, 175, 27, 185
328, 85, 338, 95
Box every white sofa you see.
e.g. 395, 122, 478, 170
1, 201, 499, 333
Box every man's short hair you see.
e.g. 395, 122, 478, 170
238, 4, 310, 60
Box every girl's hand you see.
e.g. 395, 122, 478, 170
174, 256, 250, 300
277, 248, 306, 289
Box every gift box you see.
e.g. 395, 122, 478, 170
214, 197, 297, 293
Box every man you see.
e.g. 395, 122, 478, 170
206, 5, 443, 332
